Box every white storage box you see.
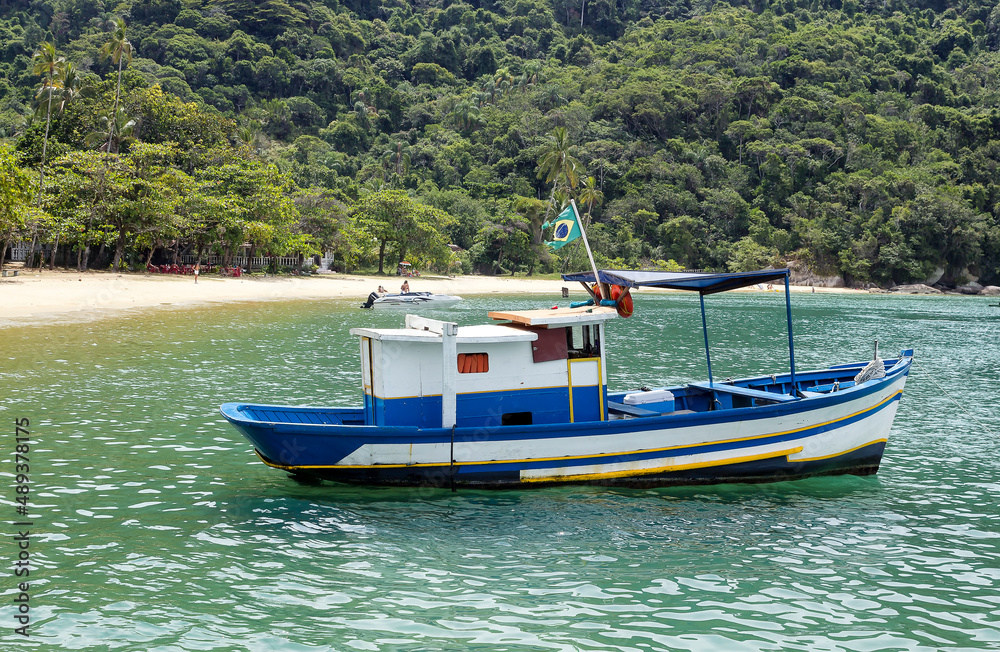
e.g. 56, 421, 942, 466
623, 390, 674, 412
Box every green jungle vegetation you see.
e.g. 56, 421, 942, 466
1, 0, 999, 287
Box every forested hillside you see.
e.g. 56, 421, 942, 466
2, 0, 999, 286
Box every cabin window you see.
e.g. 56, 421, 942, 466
567, 324, 600, 359
457, 352, 489, 373
502, 412, 533, 426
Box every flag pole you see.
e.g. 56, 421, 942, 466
570, 200, 605, 298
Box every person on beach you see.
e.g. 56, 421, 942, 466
401, 280, 410, 293
377, 285, 387, 295
194, 262, 199, 284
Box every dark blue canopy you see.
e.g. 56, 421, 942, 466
562, 268, 790, 295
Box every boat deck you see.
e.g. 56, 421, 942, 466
233, 405, 365, 426
227, 358, 907, 427
604, 357, 907, 418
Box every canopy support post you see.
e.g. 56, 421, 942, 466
700, 293, 713, 387
406, 314, 458, 428
441, 322, 458, 428
578, 280, 599, 301
784, 276, 797, 392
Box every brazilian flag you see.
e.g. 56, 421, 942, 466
542, 204, 582, 250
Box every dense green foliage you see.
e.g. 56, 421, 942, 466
2, 0, 999, 284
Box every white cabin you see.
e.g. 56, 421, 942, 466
349, 307, 619, 429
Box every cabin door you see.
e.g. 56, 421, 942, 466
567, 357, 604, 422
361, 337, 376, 425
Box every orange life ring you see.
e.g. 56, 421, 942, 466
611, 285, 633, 318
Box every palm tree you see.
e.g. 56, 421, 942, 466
85, 108, 136, 153
537, 128, 586, 271
473, 91, 491, 108
354, 101, 376, 130
570, 177, 604, 273
350, 88, 377, 131
520, 60, 543, 89
576, 176, 603, 226
236, 120, 262, 153
348, 90, 373, 128
55, 60, 84, 114
541, 85, 567, 110
449, 99, 481, 131
99, 17, 133, 154
381, 142, 411, 183
493, 67, 513, 99
31, 41, 64, 206
537, 126, 583, 220
551, 187, 571, 217
363, 176, 389, 194
482, 82, 501, 105
524, 60, 543, 83
47, 61, 86, 270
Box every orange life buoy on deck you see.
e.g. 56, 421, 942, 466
611, 285, 634, 318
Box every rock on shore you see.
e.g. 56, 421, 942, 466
956, 282, 984, 295
784, 260, 841, 287
891, 284, 942, 294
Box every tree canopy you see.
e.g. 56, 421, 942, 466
1, 0, 999, 285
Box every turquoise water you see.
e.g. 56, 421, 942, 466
2, 291, 999, 651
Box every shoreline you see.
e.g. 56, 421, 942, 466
2, 268, 867, 328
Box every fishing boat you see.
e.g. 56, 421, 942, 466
360, 291, 463, 310
222, 268, 913, 488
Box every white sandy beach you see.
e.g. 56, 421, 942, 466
0, 268, 565, 326
0, 267, 859, 327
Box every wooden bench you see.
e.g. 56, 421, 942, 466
607, 401, 662, 417
688, 382, 799, 404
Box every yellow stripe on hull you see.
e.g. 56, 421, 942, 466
791, 437, 888, 463
521, 446, 806, 483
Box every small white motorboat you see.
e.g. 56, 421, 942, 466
361, 291, 463, 310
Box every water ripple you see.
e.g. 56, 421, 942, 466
3, 294, 1000, 650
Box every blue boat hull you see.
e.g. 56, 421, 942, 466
247, 440, 887, 488
221, 357, 911, 489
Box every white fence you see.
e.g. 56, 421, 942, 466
180, 254, 304, 268
180, 251, 333, 269
8, 243, 34, 262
